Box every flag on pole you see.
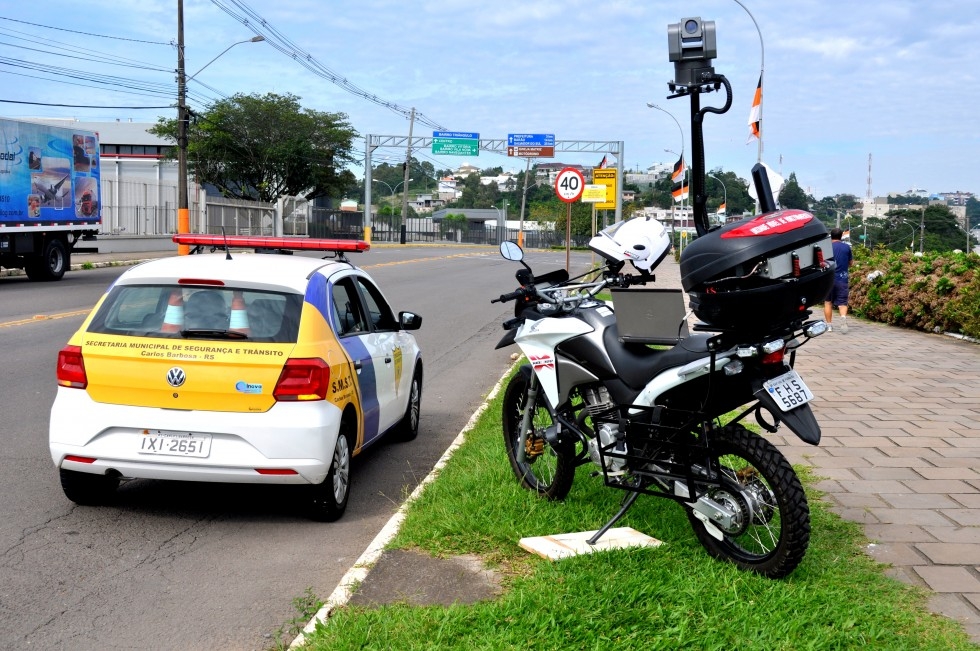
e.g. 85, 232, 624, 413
747, 75, 762, 142
596, 155, 608, 169
671, 179, 689, 202
671, 154, 687, 202
671, 155, 685, 181
718, 201, 726, 215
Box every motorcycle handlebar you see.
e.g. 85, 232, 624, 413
491, 287, 531, 304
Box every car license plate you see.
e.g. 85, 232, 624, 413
137, 430, 212, 458
763, 370, 814, 412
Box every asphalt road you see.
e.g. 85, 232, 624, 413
0, 244, 592, 650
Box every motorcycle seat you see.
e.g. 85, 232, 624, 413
604, 325, 714, 390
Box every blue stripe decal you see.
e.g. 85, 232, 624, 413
339, 331, 381, 446
305, 272, 331, 323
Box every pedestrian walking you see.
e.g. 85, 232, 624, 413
824, 227, 852, 333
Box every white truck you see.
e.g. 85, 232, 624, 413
0, 118, 101, 281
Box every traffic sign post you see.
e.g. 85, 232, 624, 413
554, 168, 585, 272
554, 167, 585, 203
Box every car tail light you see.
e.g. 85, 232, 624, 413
57, 345, 87, 389
273, 358, 329, 401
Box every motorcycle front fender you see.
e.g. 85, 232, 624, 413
753, 387, 821, 445
495, 329, 517, 350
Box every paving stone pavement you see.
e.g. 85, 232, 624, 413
657, 250, 980, 645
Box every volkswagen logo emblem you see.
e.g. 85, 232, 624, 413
167, 367, 186, 388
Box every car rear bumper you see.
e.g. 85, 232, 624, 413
49, 387, 344, 485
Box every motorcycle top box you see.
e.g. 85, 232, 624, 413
679, 209, 835, 331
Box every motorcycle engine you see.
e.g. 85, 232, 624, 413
583, 386, 627, 473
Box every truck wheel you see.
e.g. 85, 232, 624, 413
26, 238, 69, 281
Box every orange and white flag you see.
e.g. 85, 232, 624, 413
671, 155, 685, 181
671, 179, 689, 203
747, 75, 762, 142
718, 201, 726, 215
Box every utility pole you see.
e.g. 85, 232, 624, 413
518, 157, 530, 247
400, 107, 415, 237
919, 204, 925, 254
176, 0, 189, 255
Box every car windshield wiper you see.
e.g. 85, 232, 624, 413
180, 329, 249, 339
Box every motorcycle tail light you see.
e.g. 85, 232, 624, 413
760, 339, 785, 365
761, 339, 785, 355
761, 350, 785, 365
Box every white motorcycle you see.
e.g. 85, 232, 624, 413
491, 215, 833, 578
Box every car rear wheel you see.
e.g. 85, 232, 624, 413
306, 425, 351, 522
60, 468, 119, 505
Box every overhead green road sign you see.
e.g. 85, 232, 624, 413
432, 137, 479, 156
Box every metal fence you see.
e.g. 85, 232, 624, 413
100, 178, 177, 236
198, 195, 276, 236
93, 184, 591, 248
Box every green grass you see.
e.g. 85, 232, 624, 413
298, 369, 976, 651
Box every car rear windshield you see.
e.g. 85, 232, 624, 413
86, 284, 303, 343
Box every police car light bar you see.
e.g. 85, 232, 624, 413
172, 234, 370, 253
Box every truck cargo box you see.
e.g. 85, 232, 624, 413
679, 209, 834, 331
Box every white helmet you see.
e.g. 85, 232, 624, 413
588, 217, 671, 273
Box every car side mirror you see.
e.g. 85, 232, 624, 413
399, 311, 422, 331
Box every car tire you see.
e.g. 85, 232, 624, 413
306, 424, 352, 522
60, 468, 119, 505
391, 365, 422, 443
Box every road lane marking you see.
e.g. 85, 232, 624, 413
0, 309, 91, 329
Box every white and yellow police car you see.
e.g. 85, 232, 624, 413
49, 234, 422, 521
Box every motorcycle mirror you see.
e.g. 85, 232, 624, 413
499, 240, 524, 262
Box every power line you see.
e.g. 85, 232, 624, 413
209, 0, 445, 131
0, 15, 172, 45
0, 98, 172, 109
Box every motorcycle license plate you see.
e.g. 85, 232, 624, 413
763, 370, 814, 412
137, 430, 212, 458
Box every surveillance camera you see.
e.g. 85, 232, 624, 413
667, 17, 717, 87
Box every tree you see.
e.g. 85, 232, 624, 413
778, 172, 810, 211
887, 205, 970, 252
151, 92, 358, 203
966, 197, 979, 231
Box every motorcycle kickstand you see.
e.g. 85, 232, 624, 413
587, 491, 641, 546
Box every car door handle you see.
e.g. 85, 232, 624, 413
353, 361, 363, 371
384, 357, 392, 364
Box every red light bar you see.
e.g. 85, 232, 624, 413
172, 234, 369, 253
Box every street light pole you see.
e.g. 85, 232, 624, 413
176, 0, 263, 254
708, 173, 727, 224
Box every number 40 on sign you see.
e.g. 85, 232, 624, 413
554, 167, 585, 203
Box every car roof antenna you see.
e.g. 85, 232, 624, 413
220, 227, 232, 260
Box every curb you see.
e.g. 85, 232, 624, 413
288, 359, 517, 649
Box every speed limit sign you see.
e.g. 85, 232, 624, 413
554, 167, 585, 203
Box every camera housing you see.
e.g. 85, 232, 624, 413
667, 17, 717, 87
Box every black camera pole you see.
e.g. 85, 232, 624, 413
667, 75, 732, 237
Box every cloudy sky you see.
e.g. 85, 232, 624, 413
2, 0, 977, 199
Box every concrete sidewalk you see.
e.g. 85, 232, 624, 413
42, 247, 980, 644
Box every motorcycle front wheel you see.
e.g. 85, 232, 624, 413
687, 423, 810, 579
501, 367, 576, 500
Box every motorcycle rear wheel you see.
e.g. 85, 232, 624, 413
686, 423, 810, 579
502, 368, 576, 500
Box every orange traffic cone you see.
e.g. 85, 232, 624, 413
161, 289, 184, 333
229, 290, 250, 336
